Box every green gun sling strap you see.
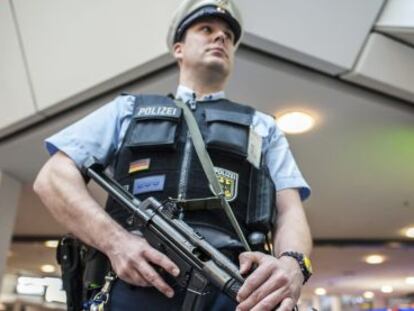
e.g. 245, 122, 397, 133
174, 99, 251, 252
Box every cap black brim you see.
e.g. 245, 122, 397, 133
174, 5, 241, 44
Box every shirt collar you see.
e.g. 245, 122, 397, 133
175, 85, 226, 102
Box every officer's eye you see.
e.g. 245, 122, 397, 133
201, 25, 212, 33
225, 31, 234, 41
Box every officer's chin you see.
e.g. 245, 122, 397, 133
205, 59, 231, 77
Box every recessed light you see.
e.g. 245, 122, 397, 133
44, 240, 59, 248
405, 227, 414, 238
16, 276, 46, 296
406, 277, 414, 285
381, 285, 393, 293
315, 288, 326, 296
363, 291, 375, 299
364, 254, 386, 265
40, 265, 56, 273
276, 111, 315, 134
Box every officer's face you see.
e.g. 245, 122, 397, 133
173, 17, 235, 78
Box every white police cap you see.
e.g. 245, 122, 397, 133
167, 0, 243, 53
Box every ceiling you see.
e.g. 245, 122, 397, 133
388, 31, 414, 46
2, 46, 414, 299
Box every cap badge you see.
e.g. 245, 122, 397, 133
216, 0, 229, 13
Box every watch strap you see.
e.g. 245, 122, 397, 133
278, 251, 312, 284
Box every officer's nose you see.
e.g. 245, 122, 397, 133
213, 30, 226, 44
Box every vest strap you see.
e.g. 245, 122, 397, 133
174, 99, 251, 252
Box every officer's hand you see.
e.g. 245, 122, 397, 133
236, 252, 303, 311
107, 231, 180, 298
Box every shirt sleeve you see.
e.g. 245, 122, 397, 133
44, 95, 135, 169
254, 111, 311, 201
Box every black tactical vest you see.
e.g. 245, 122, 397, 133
106, 94, 276, 248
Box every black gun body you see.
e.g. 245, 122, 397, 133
84, 164, 244, 301
144, 207, 244, 299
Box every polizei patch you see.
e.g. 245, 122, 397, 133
214, 167, 239, 202
135, 106, 181, 119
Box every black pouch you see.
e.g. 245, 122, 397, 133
82, 248, 111, 298
204, 109, 251, 157
56, 236, 83, 311
246, 166, 276, 233
125, 104, 182, 150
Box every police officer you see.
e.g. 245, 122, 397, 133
34, 0, 313, 310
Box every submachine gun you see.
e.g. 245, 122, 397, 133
83, 158, 245, 310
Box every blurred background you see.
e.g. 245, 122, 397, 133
0, 0, 413, 310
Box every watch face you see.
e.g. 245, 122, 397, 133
304, 256, 313, 274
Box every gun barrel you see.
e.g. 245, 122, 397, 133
84, 165, 151, 224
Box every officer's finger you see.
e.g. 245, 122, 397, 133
239, 256, 253, 275
136, 260, 175, 298
127, 268, 151, 287
143, 247, 180, 277
276, 297, 295, 311
237, 260, 273, 302
236, 273, 284, 310
248, 288, 287, 311
238, 252, 263, 275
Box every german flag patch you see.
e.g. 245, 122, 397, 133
129, 158, 151, 174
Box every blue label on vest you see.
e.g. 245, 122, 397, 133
133, 175, 166, 195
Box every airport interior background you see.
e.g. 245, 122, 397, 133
0, 0, 413, 310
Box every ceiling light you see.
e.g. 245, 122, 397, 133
16, 276, 45, 296
44, 240, 59, 248
405, 227, 414, 238
381, 285, 393, 293
406, 277, 414, 285
363, 291, 375, 299
276, 111, 315, 134
40, 265, 56, 273
44, 278, 66, 304
16, 283, 45, 296
364, 254, 386, 264
315, 288, 327, 296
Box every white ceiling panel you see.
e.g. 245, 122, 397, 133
239, 0, 385, 75
376, 0, 414, 45
0, 1, 40, 136
12, 0, 179, 115
342, 33, 414, 103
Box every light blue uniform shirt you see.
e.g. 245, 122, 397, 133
46, 85, 311, 200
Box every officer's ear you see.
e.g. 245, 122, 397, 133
173, 41, 184, 64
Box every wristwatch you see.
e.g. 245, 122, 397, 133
278, 251, 313, 284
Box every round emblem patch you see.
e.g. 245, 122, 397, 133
213, 167, 239, 202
